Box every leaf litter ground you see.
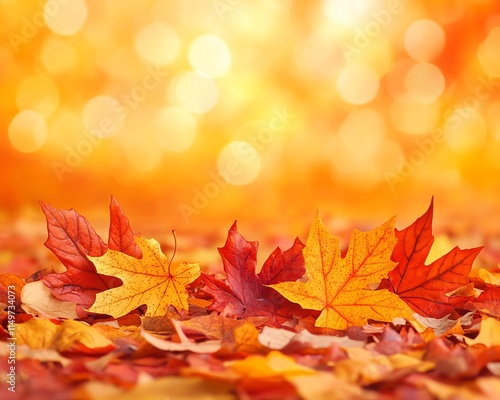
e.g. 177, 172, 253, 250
1, 197, 500, 399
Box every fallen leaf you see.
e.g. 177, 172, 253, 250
82, 376, 236, 400
465, 316, 500, 347
380, 199, 482, 318
228, 350, 315, 378
21, 281, 78, 319
40, 201, 118, 311
178, 313, 265, 353
201, 222, 307, 325
40, 198, 142, 317
288, 373, 368, 400
140, 327, 222, 353
108, 196, 142, 258
407, 375, 488, 400
0, 273, 25, 308
16, 318, 114, 353
473, 286, 500, 317
258, 326, 364, 350
270, 213, 415, 329
87, 236, 200, 318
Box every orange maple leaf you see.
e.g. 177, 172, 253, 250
87, 236, 200, 318
269, 213, 415, 330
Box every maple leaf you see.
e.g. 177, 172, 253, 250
41, 197, 140, 313
473, 286, 500, 318
87, 236, 200, 318
380, 199, 483, 318
200, 222, 307, 325
269, 213, 415, 330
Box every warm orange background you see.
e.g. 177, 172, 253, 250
1, 1, 500, 274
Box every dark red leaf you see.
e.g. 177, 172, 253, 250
201, 222, 307, 325
40, 202, 120, 314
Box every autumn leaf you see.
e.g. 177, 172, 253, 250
16, 318, 114, 353
228, 350, 315, 378
269, 213, 415, 330
201, 222, 307, 325
380, 199, 483, 318
0, 273, 25, 308
87, 236, 200, 318
178, 313, 265, 353
473, 286, 500, 317
108, 196, 142, 258
41, 197, 140, 313
465, 317, 500, 347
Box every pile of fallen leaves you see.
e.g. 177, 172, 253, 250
1, 197, 500, 399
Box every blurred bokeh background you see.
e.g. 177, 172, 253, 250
1, 0, 500, 275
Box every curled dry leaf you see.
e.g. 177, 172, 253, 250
16, 318, 114, 353
140, 327, 222, 353
21, 281, 78, 319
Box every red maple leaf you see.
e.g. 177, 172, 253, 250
41, 196, 141, 316
200, 222, 308, 325
380, 199, 482, 318
473, 286, 500, 318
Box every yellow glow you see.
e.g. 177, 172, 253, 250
386, 58, 414, 101
134, 23, 181, 66
16, 75, 59, 118
189, 34, 231, 78
478, 26, 500, 77
390, 101, 440, 135
233, 1, 286, 34
217, 141, 261, 186
8, 110, 48, 153
41, 36, 77, 74
175, 71, 219, 114
405, 63, 445, 104
445, 109, 487, 155
405, 19, 445, 62
154, 107, 196, 152
339, 108, 385, 159
123, 140, 163, 172
336, 64, 379, 105
44, 0, 88, 36
82, 95, 123, 138
322, 0, 371, 26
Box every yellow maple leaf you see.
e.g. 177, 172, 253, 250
87, 236, 200, 318
465, 316, 500, 347
269, 213, 415, 330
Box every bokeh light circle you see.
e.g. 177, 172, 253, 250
405, 19, 445, 61
336, 64, 380, 105
478, 26, 500, 77
188, 34, 231, 78
405, 62, 445, 104
134, 23, 181, 66
217, 141, 261, 186
175, 71, 219, 114
82, 95, 123, 138
8, 110, 48, 153
44, 0, 88, 36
